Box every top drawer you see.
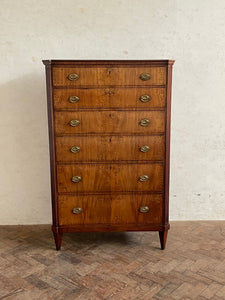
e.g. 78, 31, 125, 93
52, 67, 166, 87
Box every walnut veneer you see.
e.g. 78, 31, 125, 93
43, 59, 174, 250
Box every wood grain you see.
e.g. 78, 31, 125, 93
54, 110, 165, 135
43, 59, 174, 251
53, 87, 166, 109
44, 63, 59, 226
55, 135, 165, 162
164, 63, 174, 227
43, 59, 175, 65
52, 67, 166, 86
57, 163, 164, 193
58, 194, 163, 226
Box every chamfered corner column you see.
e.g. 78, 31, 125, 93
159, 230, 168, 250
52, 226, 63, 250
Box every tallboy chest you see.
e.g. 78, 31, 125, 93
43, 60, 174, 250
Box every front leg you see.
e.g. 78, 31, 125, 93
159, 230, 168, 250
52, 226, 63, 250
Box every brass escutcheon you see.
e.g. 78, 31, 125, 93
71, 176, 82, 183
69, 95, 79, 103
140, 145, 150, 153
139, 175, 149, 182
139, 118, 150, 127
68, 73, 79, 81
70, 146, 80, 154
139, 206, 149, 213
140, 73, 151, 81
69, 119, 80, 127
72, 207, 82, 214
140, 94, 151, 103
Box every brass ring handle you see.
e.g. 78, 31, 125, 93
139, 175, 149, 182
70, 146, 80, 154
140, 95, 151, 103
69, 119, 80, 127
139, 206, 149, 213
139, 118, 150, 127
69, 95, 79, 103
72, 207, 82, 214
71, 176, 82, 183
68, 73, 79, 81
140, 73, 151, 81
140, 145, 150, 153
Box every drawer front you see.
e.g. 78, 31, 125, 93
57, 163, 164, 193
53, 67, 166, 86
54, 111, 165, 135
56, 136, 165, 162
53, 87, 166, 109
58, 194, 163, 225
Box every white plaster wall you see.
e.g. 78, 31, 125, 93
0, 0, 225, 224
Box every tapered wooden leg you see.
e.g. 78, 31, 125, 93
52, 227, 63, 250
159, 230, 168, 250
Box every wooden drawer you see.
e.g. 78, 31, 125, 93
55, 135, 165, 162
58, 194, 163, 226
52, 67, 166, 86
53, 87, 166, 109
57, 163, 164, 193
54, 111, 165, 135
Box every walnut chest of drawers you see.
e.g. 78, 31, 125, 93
43, 59, 175, 250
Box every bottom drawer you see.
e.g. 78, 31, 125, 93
58, 194, 163, 226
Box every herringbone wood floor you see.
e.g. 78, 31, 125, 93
0, 222, 225, 300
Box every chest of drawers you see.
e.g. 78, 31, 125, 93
43, 60, 174, 250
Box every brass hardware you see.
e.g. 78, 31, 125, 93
140, 94, 151, 103
139, 175, 149, 182
71, 176, 82, 183
68, 73, 79, 81
139, 118, 150, 127
140, 73, 151, 81
70, 146, 80, 154
139, 206, 149, 213
69, 95, 79, 103
69, 119, 80, 127
72, 207, 82, 214
140, 145, 150, 153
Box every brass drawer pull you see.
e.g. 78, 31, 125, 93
70, 146, 80, 154
139, 206, 149, 213
139, 118, 150, 127
69, 119, 80, 127
140, 73, 151, 81
68, 73, 79, 81
140, 94, 151, 103
140, 145, 150, 153
139, 175, 149, 182
69, 95, 79, 103
71, 176, 82, 183
72, 207, 82, 214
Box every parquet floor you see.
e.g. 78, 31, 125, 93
0, 222, 225, 299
